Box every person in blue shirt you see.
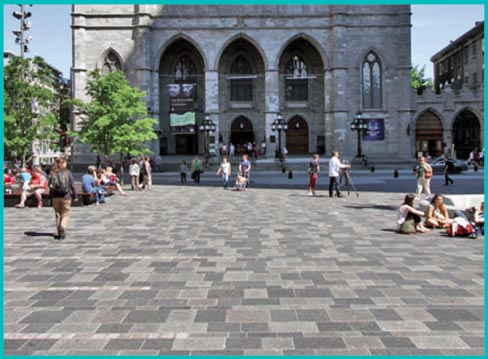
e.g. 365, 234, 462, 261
81, 166, 105, 205
238, 154, 251, 190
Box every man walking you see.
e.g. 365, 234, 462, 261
328, 151, 350, 198
415, 156, 433, 197
443, 154, 454, 186
216, 156, 231, 189
49, 158, 78, 240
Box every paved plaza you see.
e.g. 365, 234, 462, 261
3, 182, 484, 355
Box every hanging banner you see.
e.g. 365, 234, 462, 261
170, 112, 196, 133
168, 83, 196, 113
363, 118, 385, 141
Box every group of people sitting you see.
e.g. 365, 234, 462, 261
82, 166, 126, 205
7, 166, 49, 208
397, 193, 484, 236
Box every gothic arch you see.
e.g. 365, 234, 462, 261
360, 49, 384, 109
215, 33, 268, 70
451, 108, 481, 159
230, 116, 255, 153
286, 115, 309, 154
154, 34, 208, 71
415, 109, 444, 158
98, 47, 124, 73
276, 33, 329, 70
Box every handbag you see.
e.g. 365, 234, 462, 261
399, 219, 416, 234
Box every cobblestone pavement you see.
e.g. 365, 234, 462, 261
4, 185, 484, 355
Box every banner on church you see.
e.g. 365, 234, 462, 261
170, 112, 196, 133
362, 118, 385, 141
168, 83, 196, 113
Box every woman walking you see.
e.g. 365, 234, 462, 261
216, 157, 231, 189
308, 154, 320, 196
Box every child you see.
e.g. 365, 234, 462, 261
180, 160, 187, 184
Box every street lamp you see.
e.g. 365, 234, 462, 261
271, 113, 288, 170
12, 5, 33, 59
199, 112, 216, 168
350, 111, 368, 158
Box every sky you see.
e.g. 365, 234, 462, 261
2, 4, 485, 80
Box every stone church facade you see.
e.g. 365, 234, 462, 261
72, 4, 413, 161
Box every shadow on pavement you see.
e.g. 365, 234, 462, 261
24, 231, 57, 238
344, 204, 398, 211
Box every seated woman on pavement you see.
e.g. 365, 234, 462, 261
98, 168, 126, 196
16, 166, 47, 208
397, 193, 430, 234
424, 194, 452, 229
82, 166, 106, 205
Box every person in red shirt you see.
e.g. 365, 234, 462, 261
4, 168, 16, 186
16, 166, 47, 208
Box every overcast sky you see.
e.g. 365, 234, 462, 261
3, 4, 485, 79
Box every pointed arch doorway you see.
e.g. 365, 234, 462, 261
286, 116, 309, 154
230, 117, 254, 154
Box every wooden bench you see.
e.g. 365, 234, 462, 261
4, 184, 116, 207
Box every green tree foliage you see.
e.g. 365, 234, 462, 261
4, 56, 59, 166
73, 69, 157, 180
411, 65, 433, 95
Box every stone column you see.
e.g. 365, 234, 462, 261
265, 69, 280, 156
133, 7, 158, 154
205, 70, 219, 158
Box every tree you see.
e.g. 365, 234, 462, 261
4, 56, 59, 166
73, 69, 157, 181
411, 65, 433, 95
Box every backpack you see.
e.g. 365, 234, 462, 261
49, 170, 70, 195
446, 217, 474, 237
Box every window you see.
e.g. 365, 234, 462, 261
362, 52, 382, 109
229, 56, 253, 102
472, 41, 477, 56
101, 51, 121, 74
174, 55, 196, 82
285, 55, 309, 101
464, 47, 469, 64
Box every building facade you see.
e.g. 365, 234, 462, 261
72, 5, 413, 161
413, 21, 484, 159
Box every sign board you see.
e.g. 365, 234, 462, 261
168, 83, 196, 114
170, 112, 196, 133
362, 118, 385, 141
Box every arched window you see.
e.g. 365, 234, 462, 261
101, 51, 121, 74
230, 55, 253, 102
285, 55, 308, 101
174, 55, 196, 83
362, 52, 382, 109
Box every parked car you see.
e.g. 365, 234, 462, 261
413, 157, 468, 174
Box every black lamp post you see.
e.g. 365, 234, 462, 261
199, 113, 216, 168
350, 111, 368, 158
271, 113, 288, 170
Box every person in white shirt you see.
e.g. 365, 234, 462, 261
328, 151, 350, 198
216, 156, 231, 189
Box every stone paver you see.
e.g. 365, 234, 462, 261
3, 184, 484, 355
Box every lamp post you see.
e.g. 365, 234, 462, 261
199, 113, 216, 168
271, 113, 288, 170
350, 111, 368, 158
12, 5, 32, 60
